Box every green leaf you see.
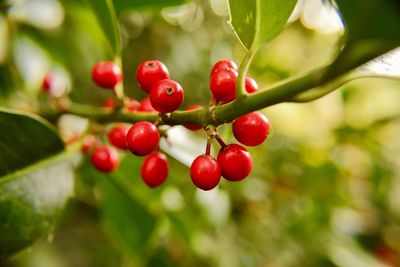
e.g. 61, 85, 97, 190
112, 0, 186, 12
0, 109, 74, 257
86, 0, 121, 57
228, 0, 298, 51
0, 109, 64, 178
100, 171, 157, 257
0, 160, 74, 258
325, 0, 400, 80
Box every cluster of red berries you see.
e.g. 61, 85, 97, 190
190, 60, 270, 190
84, 59, 270, 191
87, 60, 183, 187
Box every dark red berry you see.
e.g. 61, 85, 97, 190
103, 97, 115, 110
141, 151, 169, 188
232, 112, 270, 146
92, 61, 122, 89
211, 59, 238, 74
190, 155, 221, 191
136, 60, 170, 93
108, 125, 129, 150
245, 77, 258, 93
126, 121, 160, 156
138, 97, 157, 112
184, 105, 203, 130
210, 68, 238, 103
150, 79, 184, 113
81, 135, 96, 153
42, 74, 52, 92
124, 98, 140, 112
91, 146, 119, 172
217, 144, 252, 181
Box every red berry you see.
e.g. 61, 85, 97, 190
91, 146, 119, 172
108, 125, 129, 150
190, 155, 221, 191
126, 121, 160, 156
42, 74, 52, 92
103, 97, 115, 110
92, 61, 122, 89
141, 151, 169, 188
124, 98, 140, 112
150, 79, 184, 113
136, 60, 170, 93
138, 97, 157, 112
245, 77, 258, 93
232, 112, 270, 146
81, 135, 96, 153
210, 68, 238, 103
211, 59, 238, 74
217, 144, 252, 181
184, 105, 203, 130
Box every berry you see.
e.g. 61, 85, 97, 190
211, 59, 238, 74
42, 74, 52, 92
138, 97, 157, 112
183, 105, 203, 130
245, 77, 258, 93
124, 98, 140, 112
108, 125, 129, 150
91, 146, 119, 172
190, 155, 221, 191
92, 61, 122, 89
136, 60, 170, 93
232, 112, 270, 146
150, 79, 184, 113
126, 121, 160, 156
217, 144, 252, 181
210, 68, 238, 103
103, 97, 115, 110
81, 135, 96, 153
141, 151, 169, 188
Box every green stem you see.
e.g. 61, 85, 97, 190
236, 50, 256, 98
43, 65, 326, 126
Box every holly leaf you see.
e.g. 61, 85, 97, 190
228, 0, 298, 51
0, 109, 74, 257
325, 0, 400, 79
86, 0, 121, 56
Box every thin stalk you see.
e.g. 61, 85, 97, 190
236, 50, 256, 98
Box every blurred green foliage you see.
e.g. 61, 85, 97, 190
0, 0, 400, 266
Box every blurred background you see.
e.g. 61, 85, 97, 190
1, 0, 400, 266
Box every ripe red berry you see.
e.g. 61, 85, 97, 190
217, 144, 252, 181
92, 61, 122, 89
183, 105, 203, 130
126, 121, 160, 156
103, 97, 115, 110
42, 74, 52, 92
245, 77, 258, 93
190, 155, 221, 191
211, 59, 238, 74
136, 60, 170, 93
108, 125, 129, 150
141, 151, 169, 188
138, 97, 157, 112
91, 146, 119, 172
124, 97, 140, 112
150, 79, 184, 113
210, 68, 238, 103
232, 112, 270, 146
